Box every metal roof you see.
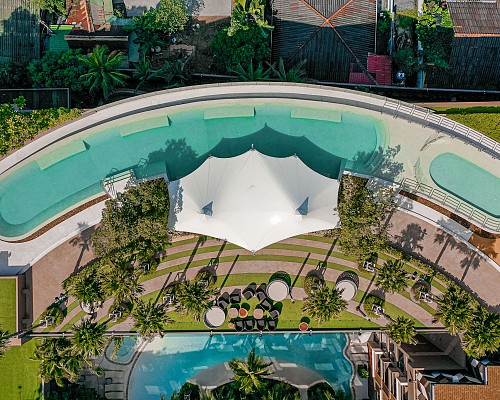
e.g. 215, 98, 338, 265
448, 0, 500, 36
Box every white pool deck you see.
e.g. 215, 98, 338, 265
0, 83, 499, 273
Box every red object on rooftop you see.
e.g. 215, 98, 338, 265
66, 0, 93, 32
349, 54, 392, 86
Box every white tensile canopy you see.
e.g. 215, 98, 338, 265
167, 150, 341, 253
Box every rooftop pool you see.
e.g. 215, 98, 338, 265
0, 102, 384, 238
128, 333, 353, 400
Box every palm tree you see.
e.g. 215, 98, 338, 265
71, 319, 108, 362
0, 327, 10, 357
103, 263, 144, 307
385, 316, 417, 345
302, 285, 347, 325
232, 62, 271, 81
79, 45, 128, 101
228, 348, 272, 395
132, 299, 172, 339
73, 275, 106, 312
434, 285, 473, 334
462, 307, 500, 358
154, 58, 191, 87
263, 382, 299, 400
270, 58, 307, 82
132, 57, 155, 93
175, 280, 220, 322
40, 305, 65, 328
33, 338, 81, 387
375, 260, 408, 294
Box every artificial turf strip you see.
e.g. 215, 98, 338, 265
0, 278, 18, 333
0, 340, 41, 400
59, 310, 87, 332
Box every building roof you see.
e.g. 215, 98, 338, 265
448, 0, 500, 36
271, 0, 377, 82
167, 150, 341, 252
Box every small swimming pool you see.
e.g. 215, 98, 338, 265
106, 336, 139, 364
128, 333, 353, 400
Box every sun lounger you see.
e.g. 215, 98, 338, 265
235, 320, 244, 332
243, 284, 256, 300
256, 319, 265, 330
269, 309, 280, 320
104, 371, 125, 380
260, 298, 272, 311
256, 291, 267, 302
105, 384, 125, 392
266, 319, 277, 331
105, 391, 125, 399
230, 289, 241, 303
244, 319, 255, 331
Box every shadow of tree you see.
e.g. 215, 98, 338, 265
352, 145, 404, 182
69, 223, 97, 273
393, 223, 427, 252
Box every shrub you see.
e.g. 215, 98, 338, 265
363, 295, 384, 318
357, 364, 369, 378
304, 275, 324, 296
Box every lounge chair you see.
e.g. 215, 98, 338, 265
235, 320, 244, 332
217, 293, 230, 309
256, 319, 265, 330
230, 289, 241, 303
269, 309, 280, 320
243, 284, 256, 300
105, 384, 124, 392
260, 298, 272, 311
104, 371, 125, 380
256, 283, 267, 294
256, 291, 267, 302
105, 392, 125, 399
244, 319, 255, 331
266, 319, 277, 331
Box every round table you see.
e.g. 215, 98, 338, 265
335, 279, 358, 301
239, 308, 248, 318
253, 308, 264, 319
228, 307, 239, 319
266, 279, 289, 301
299, 322, 309, 331
203, 306, 226, 328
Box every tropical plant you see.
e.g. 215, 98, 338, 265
434, 285, 474, 334
307, 383, 348, 400
46, 383, 105, 400
270, 58, 307, 82
92, 179, 170, 264
134, 32, 167, 57
212, 23, 271, 72
363, 294, 385, 318
132, 299, 172, 339
232, 62, 271, 81
109, 337, 124, 361
147, 0, 189, 33
385, 316, 417, 345
103, 263, 144, 306
0, 327, 10, 358
32, 0, 67, 15
132, 57, 155, 93
79, 45, 128, 102
462, 307, 500, 358
40, 306, 65, 329
72, 273, 106, 311
0, 62, 30, 88
375, 260, 408, 294
357, 364, 369, 378
262, 382, 300, 400
71, 320, 108, 362
302, 285, 347, 324
154, 58, 192, 86
33, 338, 81, 387
228, 0, 274, 37
229, 348, 272, 395
336, 175, 395, 262
303, 275, 324, 296
175, 280, 220, 321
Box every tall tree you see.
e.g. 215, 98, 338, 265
103, 263, 144, 307
336, 175, 395, 262
462, 307, 500, 358
434, 285, 473, 334
375, 260, 408, 294
147, 0, 189, 33
302, 285, 347, 325
79, 45, 128, 102
386, 316, 417, 345
228, 348, 272, 395
71, 320, 108, 362
175, 281, 220, 322
132, 299, 172, 339
228, 0, 274, 37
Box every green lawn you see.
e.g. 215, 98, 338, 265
0, 340, 41, 400
0, 278, 17, 333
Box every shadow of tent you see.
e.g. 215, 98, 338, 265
205, 124, 351, 179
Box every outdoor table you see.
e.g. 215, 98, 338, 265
335, 279, 358, 301
228, 307, 239, 319
203, 306, 226, 328
266, 278, 289, 301
253, 308, 264, 319
239, 308, 248, 318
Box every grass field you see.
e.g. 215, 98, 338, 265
0, 278, 17, 333
0, 340, 41, 400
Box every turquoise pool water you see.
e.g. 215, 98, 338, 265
430, 153, 500, 218
106, 336, 138, 364
0, 102, 383, 238
128, 333, 352, 400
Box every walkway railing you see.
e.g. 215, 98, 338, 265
382, 98, 500, 157
400, 177, 500, 233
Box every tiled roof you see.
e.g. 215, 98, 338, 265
448, 0, 500, 36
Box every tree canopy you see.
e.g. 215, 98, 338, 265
147, 0, 189, 34
302, 285, 347, 324
385, 316, 417, 345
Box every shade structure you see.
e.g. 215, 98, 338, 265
168, 150, 341, 253
203, 306, 226, 328
267, 279, 290, 301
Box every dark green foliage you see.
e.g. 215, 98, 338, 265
28, 50, 88, 98
168, 383, 201, 400
0, 63, 30, 88
32, 0, 67, 16
363, 295, 384, 318
211, 23, 271, 72
302, 285, 348, 324
357, 364, 369, 379
392, 48, 420, 76
433, 106, 500, 115
385, 316, 417, 345
46, 383, 104, 400
308, 382, 349, 400
375, 260, 408, 294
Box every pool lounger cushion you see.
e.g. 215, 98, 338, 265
37, 140, 88, 170
120, 116, 170, 137
291, 107, 342, 123
204, 106, 255, 120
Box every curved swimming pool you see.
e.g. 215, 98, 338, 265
128, 333, 353, 400
0, 101, 384, 238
